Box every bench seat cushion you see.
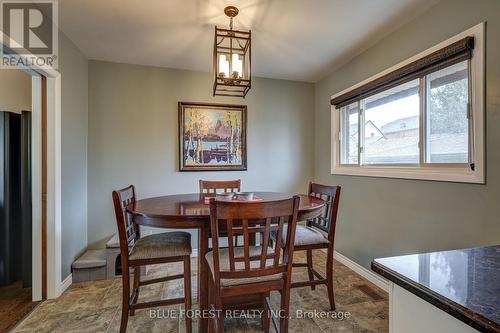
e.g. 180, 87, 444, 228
106, 233, 120, 248
129, 231, 192, 261
72, 249, 107, 269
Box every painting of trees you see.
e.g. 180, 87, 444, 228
179, 103, 247, 171
222, 110, 242, 163
184, 110, 210, 164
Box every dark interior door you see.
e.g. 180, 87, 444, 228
0, 111, 32, 287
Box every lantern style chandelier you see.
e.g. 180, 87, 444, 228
213, 6, 251, 97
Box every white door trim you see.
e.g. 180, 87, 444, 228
45, 74, 62, 299
31, 76, 42, 301
31, 70, 62, 300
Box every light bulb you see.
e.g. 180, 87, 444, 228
232, 53, 242, 78
218, 54, 229, 77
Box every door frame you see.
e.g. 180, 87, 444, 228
2, 35, 63, 300
31, 68, 61, 301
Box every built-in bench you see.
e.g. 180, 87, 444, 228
72, 234, 145, 283
72, 249, 107, 283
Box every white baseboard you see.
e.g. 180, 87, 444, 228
60, 273, 72, 294
330, 250, 389, 292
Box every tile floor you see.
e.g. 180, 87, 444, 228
12, 251, 388, 333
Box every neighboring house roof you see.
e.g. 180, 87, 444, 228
349, 120, 385, 139
380, 115, 419, 134
365, 120, 384, 138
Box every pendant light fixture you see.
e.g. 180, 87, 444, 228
213, 6, 251, 97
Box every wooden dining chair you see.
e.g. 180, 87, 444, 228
200, 179, 242, 245
112, 185, 193, 333
207, 196, 300, 333
199, 179, 241, 195
282, 182, 341, 311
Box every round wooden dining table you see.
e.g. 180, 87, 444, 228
128, 192, 326, 333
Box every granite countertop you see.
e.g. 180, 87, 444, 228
371, 245, 500, 333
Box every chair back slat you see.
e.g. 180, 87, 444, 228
242, 219, 250, 270
274, 217, 285, 266
199, 179, 241, 195
260, 218, 272, 269
226, 219, 236, 271
307, 182, 341, 242
209, 197, 300, 285
112, 185, 139, 261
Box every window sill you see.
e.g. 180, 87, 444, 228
331, 165, 484, 184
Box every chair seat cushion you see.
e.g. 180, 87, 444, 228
294, 225, 329, 246
205, 246, 282, 287
271, 225, 329, 247
129, 231, 192, 260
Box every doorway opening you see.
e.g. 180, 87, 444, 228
0, 68, 40, 332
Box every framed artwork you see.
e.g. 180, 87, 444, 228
178, 102, 247, 171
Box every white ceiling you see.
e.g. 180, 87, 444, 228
59, 0, 439, 82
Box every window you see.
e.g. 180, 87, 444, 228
425, 61, 469, 163
340, 68, 468, 166
340, 102, 359, 164
331, 24, 484, 183
363, 79, 420, 165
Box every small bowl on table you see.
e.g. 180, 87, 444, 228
215, 192, 235, 201
234, 192, 254, 201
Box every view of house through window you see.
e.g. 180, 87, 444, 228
364, 79, 420, 164
339, 61, 470, 166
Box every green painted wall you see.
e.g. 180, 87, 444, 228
87, 61, 315, 248
59, 31, 89, 280
314, 0, 500, 268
